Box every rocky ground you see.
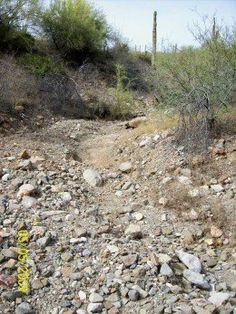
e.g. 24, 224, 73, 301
0, 118, 236, 314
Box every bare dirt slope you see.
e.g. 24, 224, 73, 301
0, 118, 235, 314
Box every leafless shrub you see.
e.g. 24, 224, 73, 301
0, 54, 39, 115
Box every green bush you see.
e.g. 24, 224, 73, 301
39, 0, 108, 59
19, 53, 65, 76
0, 0, 36, 53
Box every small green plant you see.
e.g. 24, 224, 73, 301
111, 63, 135, 119
19, 53, 65, 76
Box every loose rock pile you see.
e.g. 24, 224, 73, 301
0, 119, 235, 314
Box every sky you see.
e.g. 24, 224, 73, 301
91, 0, 236, 50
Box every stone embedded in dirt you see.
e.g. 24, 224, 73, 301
17, 184, 37, 199
15, 302, 35, 314
2, 248, 18, 259
140, 137, 152, 147
83, 169, 103, 187
133, 212, 144, 221
191, 298, 216, 314
18, 159, 34, 170
122, 254, 138, 267
36, 234, 52, 249
21, 196, 38, 209
119, 162, 133, 173
125, 224, 142, 239
183, 269, 210, 290
160, 263, 174, 276
210, 184, 224, 193
176, 250, 202, 273
79, 290, 87, 301
2, 173, 11, 182
157, 253, 172, 264
87, 302, 103, 313
89, 292, 104, 303
59, 191, 72, 202
128, 289, 140, 301
210, 225, 223, 238
177, 176, 192, 185
76, 228, 88, 238
122, 181, 133, 190
158, 197, 168, 206
208, 292, 230, 307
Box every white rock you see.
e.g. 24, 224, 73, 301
21, 196, 38, 209
125, 224, 142, 239
59, 192, 72, 202
160, 263, 173, 276
2, 174, 11, 182
178, 176, 192, 185
83, 169, 103, 187
87, 302, 103, 313
183, 269, 210, 290
176, 250, 201, 273
211, 184, 224, 193
17, 184, 36, 199
119, 162, 133, 173
79, 290, 87, 301
208, 292, 230, 307
89, 292, 103, 303
140, 137, 152, 147
133, 212, 144, 221
157, 253, 172, 264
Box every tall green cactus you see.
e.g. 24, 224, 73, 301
152, 11, 157, 66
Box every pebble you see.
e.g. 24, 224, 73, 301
183, 270, 210, 290
83, 169, 103, 187
176, 250, 202, 273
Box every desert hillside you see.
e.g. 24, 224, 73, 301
0, 1, 236, 314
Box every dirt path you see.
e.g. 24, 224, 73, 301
0, 118, 235, 314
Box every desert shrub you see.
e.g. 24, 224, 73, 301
111, 64, 136, 119
0, 54, 39, 114
19, 53, 65, 76
0, 0, 36, 53
132, 51, 152, 65
154, 17, 236, 152
39, 0, 108, 60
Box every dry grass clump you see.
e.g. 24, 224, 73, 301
161, 181, 200, 213
0, 55, 39, 115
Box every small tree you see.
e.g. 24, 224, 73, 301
39, 0, 109, 59
155, 16, 236, 151
0, 0, 37, 52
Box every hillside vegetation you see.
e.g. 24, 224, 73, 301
0, 1, 235, 153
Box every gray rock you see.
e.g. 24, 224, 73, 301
36, 234, 52, 248
128, 289, 140, 301
211, 184, 224, 193
208, 292, 230, 307
89, 292, 104, 303
17, 184, 37, 199
2, 173, 11, 182
125, 224, 142, 239
119, 162, 133, 173
15, 302, 35, 314
21, 196, 38, 209
183, 269, 210, 290
176, 250, 201, 273
59, 192, 72, 202
160, 263, 173, 276
87, 302, 103, 313
83, 169, 103, 187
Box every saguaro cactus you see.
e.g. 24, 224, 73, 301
152, 11, 157, 66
